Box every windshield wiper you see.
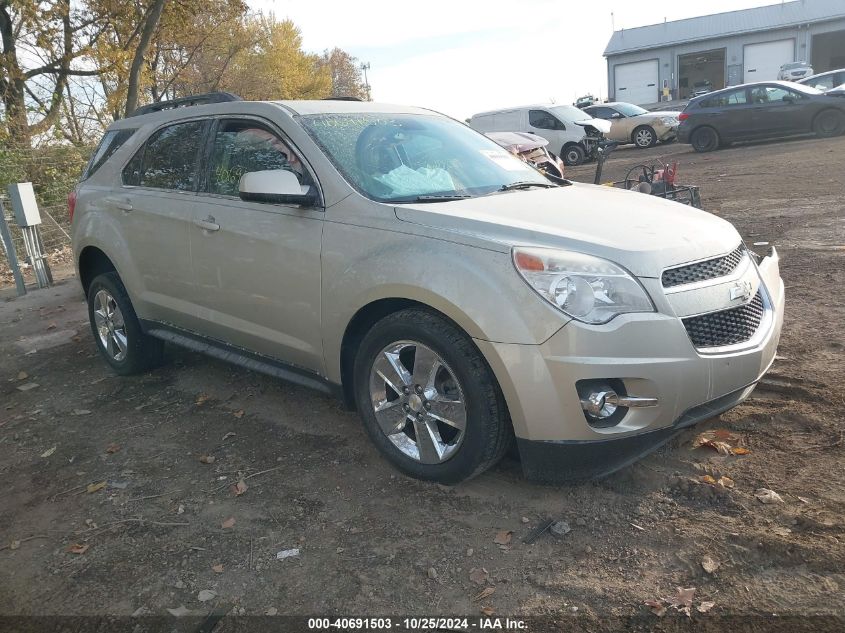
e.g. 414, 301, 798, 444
392, 194, 473, 203
499, 181, 557, 192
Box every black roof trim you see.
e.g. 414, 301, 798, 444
321, 96, 364, 101
129, 92, 243, 118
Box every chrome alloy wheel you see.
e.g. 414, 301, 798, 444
635, 128, 654, 147
369, 340, 467, 464
93, 289, 127, 361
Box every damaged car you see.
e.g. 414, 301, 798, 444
583, 102, 679, 148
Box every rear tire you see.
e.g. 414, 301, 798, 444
87, 272, 164, 376
813, 109, 844, 138
562, 144, 586, 166
353, 308, 511, 484
633, 125, 656, 148
691, 126, 720, 153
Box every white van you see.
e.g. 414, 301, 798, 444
469, 105, 610, 166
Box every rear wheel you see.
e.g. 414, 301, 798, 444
562, 144, 586, 166
633, 125, 656, 148
87, 272, 164, 375
813, 109, 844, 138
353, 308, 511, 484
691, 126, 720, 153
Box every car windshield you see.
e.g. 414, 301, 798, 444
783, 62, 806, 70
614, 103, 649, 117
549, 105, 591, 122
298, 113, 550, 202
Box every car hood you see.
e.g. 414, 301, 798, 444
394, 183, 740, 278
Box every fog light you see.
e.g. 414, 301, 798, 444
578, 380, 659, 429
583, 390, 618, 419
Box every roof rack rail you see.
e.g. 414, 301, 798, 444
321, 96, 364, 101
130, 92, 243, 118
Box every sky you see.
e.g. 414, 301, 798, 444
248, 0, 783, 120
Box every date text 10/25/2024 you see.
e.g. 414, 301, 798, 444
307, 617, 528, 630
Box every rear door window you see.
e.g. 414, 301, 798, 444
702, 89, 748, 108
83, 129, 135, 180
528, 110, 564, 130
124, 120, 207, 190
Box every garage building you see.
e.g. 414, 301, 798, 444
604, 0, 845, 106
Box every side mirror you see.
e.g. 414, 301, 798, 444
238, 169, 318, 206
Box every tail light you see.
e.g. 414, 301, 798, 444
67, 190, 77, 221
678, 113, 690, 122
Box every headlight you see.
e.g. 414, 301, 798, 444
512, 247, 654, 324
660, 116, 678, 126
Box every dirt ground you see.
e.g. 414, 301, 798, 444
1, 135, 844, 631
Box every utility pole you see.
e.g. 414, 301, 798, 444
361, 62, 371, 100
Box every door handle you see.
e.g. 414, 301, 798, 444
194, 216, 220, 232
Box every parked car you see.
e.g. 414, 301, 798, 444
574, 94, 599, 109
583, 102, 678, 148
777, 61, 814, 81
678, 81, 845, 152
469, 105, 610, 166
798, 68, 845, 91
691, 80, 713, 97
71, 93, 784, 484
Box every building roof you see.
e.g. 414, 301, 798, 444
605, 0, 845, 56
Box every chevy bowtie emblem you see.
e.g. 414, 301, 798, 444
729, 280, 753, 302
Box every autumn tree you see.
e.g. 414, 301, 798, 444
320, 47, 367, 100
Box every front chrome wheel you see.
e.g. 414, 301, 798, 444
635, 127, 654, 148
369, 340, 467, 464
93, 289, 127, 361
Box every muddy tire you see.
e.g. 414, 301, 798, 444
633, 125, 656, 148
813, 109, 844, 138
87, 272, 164, 376
353, 308, 511, 484
691, 126, 720, 153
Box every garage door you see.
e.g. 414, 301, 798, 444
744, 39, 794, 82
614, 60, 658, 105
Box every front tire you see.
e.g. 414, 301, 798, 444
87, 272, 164, 375
813, 109, 844, 138
691, 126, 720, 152
353, 308, 511, 484
633, 125, 656, 148
562, 144, 586, 166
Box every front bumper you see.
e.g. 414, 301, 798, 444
475, 249, 784, 482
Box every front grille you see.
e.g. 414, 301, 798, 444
682, 291, 764, 348
662, 245, 745, 288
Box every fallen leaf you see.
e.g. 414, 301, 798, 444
195, 394, 210, 406
199, 455, 215, 464
197, 589, 216, 602
16, 371, 28, 381
717, 476, 735, 489
230, 480, 248, 496
771, 526, 792, 537
211, 564, 224, 573
755, 488, 784, 504
67, 543, 89, 555
644, 599, 667, 617
473, 587, 496, 602
469, 568, 488, 585
221, 517, 235, 529
233, 410, 244, 419
166, 606, 193, 617
493, 530, 513, 545
105, 443, 120, 454
10, 540, 20, 550
86, 481, 106, 493
480, 606, 495, 616
47, 322, 57, 330
697, 601, 716, 613
692, 430, 743, 455
700, 475, 717, 485
731, 447, 751, 455
40, 446, 56, 458
701, 555, 720, 574
668, 587, 695, 609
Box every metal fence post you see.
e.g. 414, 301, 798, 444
0, 198, 27, 296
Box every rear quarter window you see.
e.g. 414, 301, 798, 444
82, 129, 136, 180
